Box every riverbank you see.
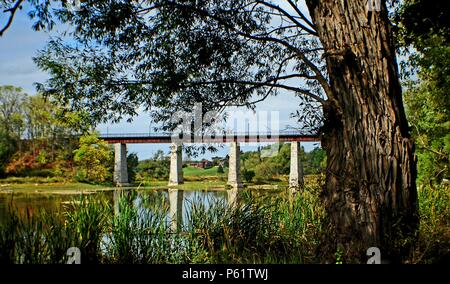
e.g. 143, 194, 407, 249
0, 176, 291, 195
0, 183, 111, 195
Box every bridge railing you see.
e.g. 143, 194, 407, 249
99, 132, 173, 138
99, 130, 319, 138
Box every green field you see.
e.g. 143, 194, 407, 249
0, 166, 292, 193
0, 182, 110, 194
183, 166, 227, 177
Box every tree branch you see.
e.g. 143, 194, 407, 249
254, 0, 317, 36
162, 1, 331, 97
181, 79, 326, 105
287, 0, 316, 30
0, 0, 24, 37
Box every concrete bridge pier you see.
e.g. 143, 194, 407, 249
289, 141, 304, 193
168, 189, 184, 232
168, 143, 184, 186
227, 142, 243, 189
114, 143, 129, 186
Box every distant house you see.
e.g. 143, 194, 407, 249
189, 159, 214, 169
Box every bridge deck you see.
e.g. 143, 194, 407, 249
99, 132, 320, 144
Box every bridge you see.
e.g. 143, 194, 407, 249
99, 131, 318, 144
99, 131, 320, 192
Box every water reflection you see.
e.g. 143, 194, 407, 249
168, 189, 183, 232
0, 188, 232, 229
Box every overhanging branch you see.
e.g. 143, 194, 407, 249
0, 0, 24, 37
254, 0, 317, 36
161, 1, 331, 98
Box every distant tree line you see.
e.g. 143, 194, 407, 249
135, 150, 170, 181
240, 143, 325, 182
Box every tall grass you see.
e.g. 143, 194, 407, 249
1, 183, 447, 264
411, 184, 450, 263
64, 196, 111, 263
181, 188, 329, 264
0, 188, 328, 264
107, 191, 176, 263
0, 205, 71, 263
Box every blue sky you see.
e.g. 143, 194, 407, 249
0, 6, 321, 160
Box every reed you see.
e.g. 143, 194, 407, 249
1, 182, 446, 264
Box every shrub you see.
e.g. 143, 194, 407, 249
242, 168, 255, 183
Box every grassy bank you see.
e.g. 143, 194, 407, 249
0, 177, 110, 193
0, 165, 302, 193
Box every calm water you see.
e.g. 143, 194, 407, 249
0, 188, 229, 227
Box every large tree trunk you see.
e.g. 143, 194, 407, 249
305, 0, 419, 262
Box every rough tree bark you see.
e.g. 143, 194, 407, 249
305, 0, 419, 262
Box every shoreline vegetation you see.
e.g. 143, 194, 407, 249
0, 177, 448, 264
1, 166, 448, 264
0, 188, 330, 264
0, 166, 322, 194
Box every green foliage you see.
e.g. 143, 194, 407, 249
396, 1, 450, 185
108, 192, 174, 263
412, 184, 450, 263
73, 132, 113, 183
65, 196, 112, 263
239, 143, 325, 182
394, 3, 450, 262
304, 147, 326, 175
0, 85, 26, 140
241, 168, 255, 183
0, 132, 15, 177
31, 0, 325, 137
269, 143, 291, 174
216, 165, 224, 174
127, 153, 139, 183
136, 150, 170, 181
0, 208, 66, 264
241, 144, 285, 182
0, 177, 329, 264
334, 246, 344, 264
394, 0, 449, 47
0, 86, 26, 175
35, 150, 47, 165
0, 195, 111, 264
404, 53, 450, 184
